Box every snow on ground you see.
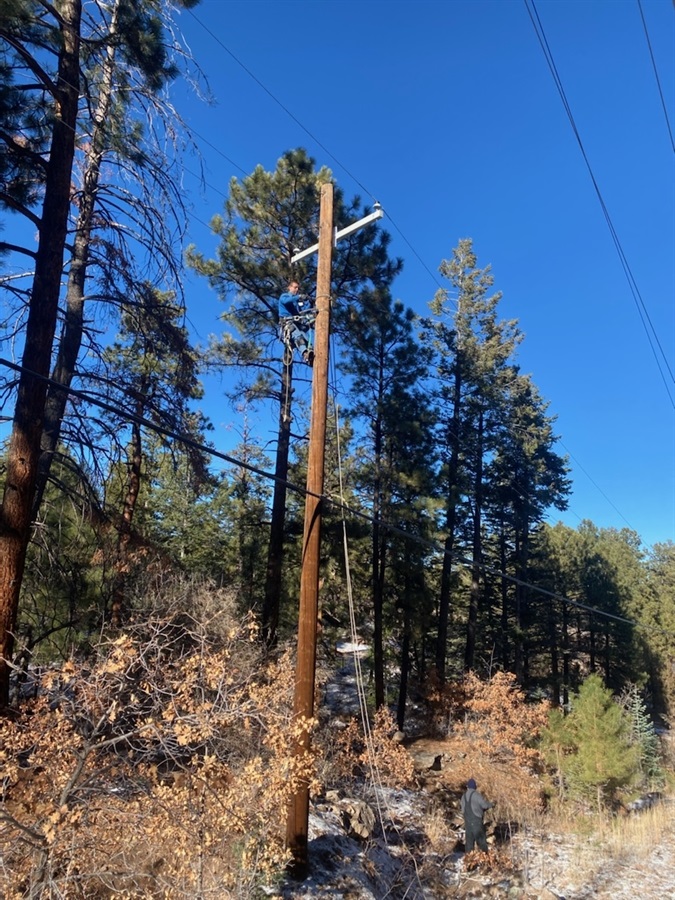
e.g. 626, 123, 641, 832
270, 795, 675, 899
271, 643, 675, 899
512, 808, 675, 900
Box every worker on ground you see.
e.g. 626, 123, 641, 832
460, 777, 494, 853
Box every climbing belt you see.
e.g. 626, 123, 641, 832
280, 311, 316, 360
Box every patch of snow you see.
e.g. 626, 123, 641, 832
335, 641, 371, 655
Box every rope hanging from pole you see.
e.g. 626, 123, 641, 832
329, 347, 426, 897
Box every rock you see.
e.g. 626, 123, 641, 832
627, 791, 664, 812
455, 877, 489, 898
339, 798, 376, 840
412, 750, 444, 771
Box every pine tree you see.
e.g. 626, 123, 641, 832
421, 238, 520, 678
488, 373, 570, 683
0, 0, 200, 705
562, 673, 637, 812
0, 0, 82, 706
621, 684, 663, 789
187, 149, 400, 645
100, 285, 208, 623
32, 0, 200, 518
341, 284, 434, 709
12, 451, 102, 678
642, 541, 675, 715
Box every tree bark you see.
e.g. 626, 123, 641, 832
33, 0, 121, 519
397, 550, 413, 731
372, 413, 386, 710
262, 361, 293, 646
0, 0, 81, 708
499, 526, 510, 668
111, 413, 143, 627
464, 408, 484, 671
435, 364, 461, 682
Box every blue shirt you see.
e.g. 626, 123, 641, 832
279, 291, 300, 320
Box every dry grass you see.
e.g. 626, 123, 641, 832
515, 798, 675, 892
604, 802, 675, 861
544, 797, 675, 853
423, 804, 456, 853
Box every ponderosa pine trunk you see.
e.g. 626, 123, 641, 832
33, 0, 122, 519
372, 413, 387, 710
0, 0, 81, 708
262, 360, 294, 646
464, 408, 484, 671
435, 363, 461, 682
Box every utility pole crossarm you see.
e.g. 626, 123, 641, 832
291, 204, 383, 263
334, 207, 383, 242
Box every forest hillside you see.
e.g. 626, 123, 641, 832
2, 584, 674, 898
1, 4, 674, 897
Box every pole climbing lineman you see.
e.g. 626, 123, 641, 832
278, 280, 315, 366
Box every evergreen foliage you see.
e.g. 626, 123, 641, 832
621, 683, 664, 789
555, 673, 638, 811
642, 541, 675, 716
341, 285, 435, 709
187, 148, 401, 646
0, 0, 203, 704
421, 239, 570, 682
0, 9, 672, 730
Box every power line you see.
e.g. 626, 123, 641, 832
160, 5, 673, 540
91, 178, 644, 574
2, 5, 657, 598
1, 355, 670, 640
185, 8, 377, 203
557, 439, 636, 532
383, 208, 447, 296
524, 0, 675, 410
183, 8, 449, 303
186, 127, 250, 178
637, 0, 675, 154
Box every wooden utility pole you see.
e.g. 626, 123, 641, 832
286, 182, 334, 874
285, 188, 383, 874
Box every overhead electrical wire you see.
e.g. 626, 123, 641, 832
1, 355, 671, 643
6, 93, 644, 568
179, 4, 659, 536
381, 208, 447, 296
185, 8, 377, 203
524, 0, 675, 410
183, 7, 446, 298
557, 439, 636, 532
2, 7, 658, 579
636, 0, 675, 154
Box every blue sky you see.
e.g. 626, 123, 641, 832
172, 0, 675, 549
172, 0, 674, 549
5, 1, 670, 548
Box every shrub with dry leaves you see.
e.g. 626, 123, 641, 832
1, 607, 319, 898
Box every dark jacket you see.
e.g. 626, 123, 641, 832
461, 787, 493, 822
